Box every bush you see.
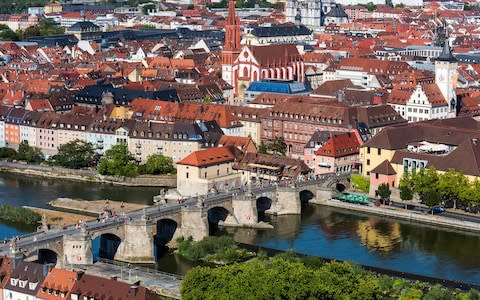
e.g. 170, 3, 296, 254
352, 174, 370, 193
0, 204, 41, 225
176, 236, 252, 263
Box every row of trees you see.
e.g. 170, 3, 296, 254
0, 140, 175, 178
0, 141, 43, 163
0, 19, 64, 41
376, 168, 479, 210
181, 251, 480, 299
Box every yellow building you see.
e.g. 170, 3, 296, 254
360, 117, 480, 190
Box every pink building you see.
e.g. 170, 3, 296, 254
369, 159, 397, 192
311, 132, 361, 175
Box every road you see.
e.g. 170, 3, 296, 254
389, 200, 480, 223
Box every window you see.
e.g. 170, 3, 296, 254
377, 148, 381, 155
375, 173, 379, 179
186, 172, 189, 179
366, 159, 370, 166
217, 169, 220, 176
367, 147, 370, 154
204, 172, 207, 178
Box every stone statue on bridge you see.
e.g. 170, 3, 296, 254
9, 237, 17, 253
41, 214, 48, 232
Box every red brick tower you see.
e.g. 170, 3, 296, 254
221, 0, 241, 86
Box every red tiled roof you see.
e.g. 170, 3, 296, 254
177, 146, 236, 167
315, 132, 360, 158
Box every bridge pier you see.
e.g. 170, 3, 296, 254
181, 206, 208, 241
314, 187, 335, 203
267, 186, 301, 215
63, 229, 93, 266
223, 194, 258, 226
114, 220, 155, 264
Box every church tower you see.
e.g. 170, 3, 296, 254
435, 42, 458, 117
221, 0, 241, 87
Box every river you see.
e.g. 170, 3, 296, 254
0, 173, 479, 284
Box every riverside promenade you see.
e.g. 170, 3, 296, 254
312, 198, 480, 233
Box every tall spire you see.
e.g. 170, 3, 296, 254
436, 41, 456, 62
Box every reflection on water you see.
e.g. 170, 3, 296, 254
357, 221, 401, 253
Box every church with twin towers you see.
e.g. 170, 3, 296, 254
285, 0, 349, 29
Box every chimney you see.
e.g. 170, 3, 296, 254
76, 271, 84, 280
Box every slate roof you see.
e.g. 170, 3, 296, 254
250, 25, 311, 37
68, 21, 100, 32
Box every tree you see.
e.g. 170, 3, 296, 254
437, 169, 467, 209
376, 183, 391, 201
0, 147, 17, 160
361, 2, 377, 11
424, 190, 441, 214
203, 95, 213, 103
144, 154, 175, 175
16, 141, 42, 163
412, 167, 439, 199
399, 172, 414, 209
399, 185, 413, 209
98, 143, 138, 177
51, 140, 95, 169
351, 174, 370, 193
460, 179, 480, 207
268, 137, 287, 156
385, 0, 393, 7
0, 29, 19, 41
258, 142, 268, 154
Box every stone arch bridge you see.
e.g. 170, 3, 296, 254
5, 176, 349, 267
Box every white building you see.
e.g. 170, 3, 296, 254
387, 43, 458, 122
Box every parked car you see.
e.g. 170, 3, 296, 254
465, 206, 480, 214
428, 206, 445, 215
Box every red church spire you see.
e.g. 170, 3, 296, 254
222, 0, 241, 63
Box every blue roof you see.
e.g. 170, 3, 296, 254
246, 80, 309, 94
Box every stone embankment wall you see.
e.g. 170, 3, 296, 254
312, 198, 480, 233
0, 161, 176, 187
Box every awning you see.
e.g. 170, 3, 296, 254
248, 163, 280, 170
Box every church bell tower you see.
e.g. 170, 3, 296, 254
221, 0, 241, 87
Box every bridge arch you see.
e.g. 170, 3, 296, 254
154, 218, 178, 258
25, 248, 60, 265
299, 189, 315, 203
207, 206, 231, 235
93, 233, 122, 261
256, 196, 272, 220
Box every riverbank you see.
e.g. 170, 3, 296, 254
24, 206, 94, 227
49, 198, 148, 216
311, 198, 480, 233
0, 161, 176, 187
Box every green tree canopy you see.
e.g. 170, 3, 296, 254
437, 169, 468, 208
16, 141, 42, 163
98, 143, 138, 177
181, 258, 380, 300
412, 167, 439, 198
51, 140, 95, 169
0, 147, 17, 160
144, 154, 175, 175
376, 183, 391, 200
351, 174, 370, 193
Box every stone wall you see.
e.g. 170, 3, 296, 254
0, 161, 176, 187
314, 199, 480, 233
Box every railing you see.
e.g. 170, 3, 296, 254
98, 258, 183, 280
